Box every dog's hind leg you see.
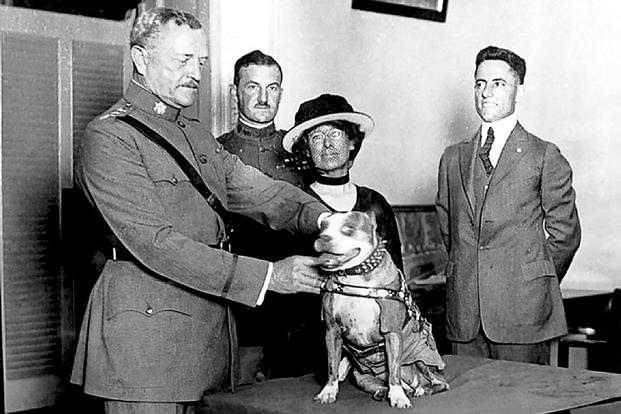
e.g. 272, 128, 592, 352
352, 370, 388, 401
414, 361, 450, 394
400, 365, 425, 398
337, 357, 351, 381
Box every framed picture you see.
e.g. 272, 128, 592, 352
392, 205, 447, 285
352, 0, 448, 22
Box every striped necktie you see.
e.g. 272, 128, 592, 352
479, 127, 495, 176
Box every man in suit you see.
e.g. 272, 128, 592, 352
70, 8, 329, 414
435, 45, 581, 364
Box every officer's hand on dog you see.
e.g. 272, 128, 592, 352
270, 256, 328, 294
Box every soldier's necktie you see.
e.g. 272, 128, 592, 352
479, 127, 495, 176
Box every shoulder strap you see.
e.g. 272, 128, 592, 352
117, 114, 230, 222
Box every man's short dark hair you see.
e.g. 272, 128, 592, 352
476, 46, 526, 84
233, 50, 283, 86
130, 7, 202, 49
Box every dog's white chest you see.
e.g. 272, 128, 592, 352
331, 294, 382, 346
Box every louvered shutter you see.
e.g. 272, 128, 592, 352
1, 9, 130, 413
1, 32, 62, 411
72, 40, 125, 160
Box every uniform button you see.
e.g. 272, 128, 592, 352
484, 184, 489, 190
479, 246, 485, 250
171, 176, 178, 184
239, 148, 244, 153
125, 102, 132, 107
215, 147, 221, 154
199, 154, 208, 164
146, 307, 153, 315
177, 120, 185, 128
259, 146, 265, 152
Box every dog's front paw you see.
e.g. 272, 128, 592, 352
314, 383, 339, 404
388, 385, 412, 409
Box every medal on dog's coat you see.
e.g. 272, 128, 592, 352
314, 211, 449, 409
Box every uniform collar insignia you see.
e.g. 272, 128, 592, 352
125, 81, 180, 121
236, 122, 277, 139
153, 102, 167, 115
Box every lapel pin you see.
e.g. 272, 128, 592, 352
517, 148, 522, 153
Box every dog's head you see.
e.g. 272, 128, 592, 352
315, 211, 379, 271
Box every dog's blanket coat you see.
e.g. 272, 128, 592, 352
350, 302, 445, 377
324, 265, 445, 377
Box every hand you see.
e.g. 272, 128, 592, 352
269, 255, 327, 294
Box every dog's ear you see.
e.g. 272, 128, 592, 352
367, 211, 377, 230
364, 211, 379, 245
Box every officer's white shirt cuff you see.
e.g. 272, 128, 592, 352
257, 263, 272, 306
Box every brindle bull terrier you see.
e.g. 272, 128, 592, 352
314, 211, 449, 409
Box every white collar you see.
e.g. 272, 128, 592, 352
238, 117, 274, 130
480, 113, 518, 166
481, 113, 517, 146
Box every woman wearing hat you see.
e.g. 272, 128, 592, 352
283, 94, 403, 271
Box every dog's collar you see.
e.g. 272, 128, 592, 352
322, 240, 387, 276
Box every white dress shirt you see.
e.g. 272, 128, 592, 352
481, 113, 518, 167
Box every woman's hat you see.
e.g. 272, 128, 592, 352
282, 94, 374, 153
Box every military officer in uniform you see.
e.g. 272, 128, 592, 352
218, 49, 305, 187
70, 8, 329, 414
216, 50, 316, 380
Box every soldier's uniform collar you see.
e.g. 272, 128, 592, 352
125, 80, 181, 121
235, 122, 277, 139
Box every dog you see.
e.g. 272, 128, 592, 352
313, 211, 449, 409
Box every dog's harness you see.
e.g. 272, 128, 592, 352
319, 241, 420, 323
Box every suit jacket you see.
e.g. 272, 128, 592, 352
70, 81, 326, 402
436, 122, 581, 343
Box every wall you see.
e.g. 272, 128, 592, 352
212, 0, 621, 290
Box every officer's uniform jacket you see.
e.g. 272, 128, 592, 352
70, 81, 326, 402
217, 122, 305, 187
217, 123, 308, 261
436, 122, 581, 344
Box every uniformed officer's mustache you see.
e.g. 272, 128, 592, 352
181, 80, 199, 88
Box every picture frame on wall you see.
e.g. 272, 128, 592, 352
352, 0, 448, 22
392, 204, 448, 285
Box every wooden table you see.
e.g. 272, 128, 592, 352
200, 355, 621, 414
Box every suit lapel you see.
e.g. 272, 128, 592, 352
490, 122, 529, 185
459, 133, 479, 216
